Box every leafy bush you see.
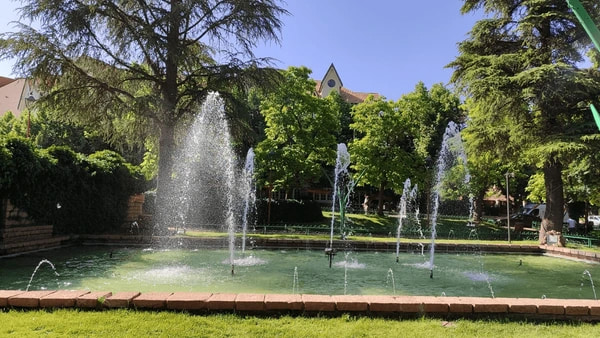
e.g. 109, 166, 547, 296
0, 136, 146, 233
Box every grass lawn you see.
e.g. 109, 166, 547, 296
1, 309, 599, 337
181, 212, 542, 246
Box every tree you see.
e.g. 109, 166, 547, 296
349, 96, 420, 215
449, 0, 600, 241
396, 82, 464, 217
254, 66, 340, 194
399, 82, 463, 161
461, 99, 509, 222
0, 0, 288, 227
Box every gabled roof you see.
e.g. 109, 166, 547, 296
0, 76, 16, 88
317, 63, 343, 93
314, 63, 380, 104
314, 79, 380, 104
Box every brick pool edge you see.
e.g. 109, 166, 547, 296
3, 239, 600, 321
1, 290, 600, 321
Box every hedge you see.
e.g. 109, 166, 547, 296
0, 136, 146, 233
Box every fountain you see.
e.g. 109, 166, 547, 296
386, 268, 396, 294
326, 143, 365, 267
240, 148, 256, 254
395, 179, 418, 262
2, 245, 598, 300
292, 266, 299, 294
582, 270, 597, 300
163, 92, 240, 274
26, 259, 59, 291
428, 121, 471, 279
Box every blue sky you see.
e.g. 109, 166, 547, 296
1, 0, 483, 100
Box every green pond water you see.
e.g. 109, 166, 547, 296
0, 245, 598, 299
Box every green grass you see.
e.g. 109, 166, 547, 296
178, 212, 600, 253
1, 309, 599, 337
181, 212, 540, 244
181, 229, 541, 246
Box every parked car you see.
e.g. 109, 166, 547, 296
589, 215, 600, 229
497, 213, 541, 229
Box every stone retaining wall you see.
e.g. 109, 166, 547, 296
1, 290, 599, 321
0, 225, 72, 256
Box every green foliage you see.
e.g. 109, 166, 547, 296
140, 139, 159, 181
254, 66, 339, 191
398, 82, 463, 159
349, 96, 419, 195
327, 90, 354, 144
450, 0, 600, 228
33, 108, 110, 155
0, 136, 42, 208
0, 0, 289, 207
525, 172, 546, 203
349, 83, 463, 203
0, 135, 146, 233
0, 112, 20, 135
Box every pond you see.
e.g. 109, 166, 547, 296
0, 245, 598, 299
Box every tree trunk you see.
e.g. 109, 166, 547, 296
376, 181, 385, 216
539, 159, 564, 244
472, 188, 485, 223
155, 123, 176, 233
154, 1, 181, 233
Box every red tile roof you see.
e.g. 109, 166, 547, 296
0, 76, 16, 88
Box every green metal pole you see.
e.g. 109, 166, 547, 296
591, 103, 600, 128
567, 0, 600, 131
568, 0, 600, 51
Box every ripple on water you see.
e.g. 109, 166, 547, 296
230, 256, 267, 267
463, 271, 493, 282
140, 265, 195, 282
404, 262, 434, 270
333, 259, 366, 269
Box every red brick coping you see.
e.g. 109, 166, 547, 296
2, 290, 600, 320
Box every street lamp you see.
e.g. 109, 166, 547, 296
506, 172, 514, 243
25, 94, 36, 138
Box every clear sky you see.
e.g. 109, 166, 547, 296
0, 0, 484, 100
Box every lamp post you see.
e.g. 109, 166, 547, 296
25, 94, 36, 138
506, 172, 514, 243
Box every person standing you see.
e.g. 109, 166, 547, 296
362, 194, 369, 215
567, 217, 577, 234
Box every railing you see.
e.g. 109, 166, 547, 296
563, 235, 596, 248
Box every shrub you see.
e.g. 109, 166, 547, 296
0, 136, 146, 233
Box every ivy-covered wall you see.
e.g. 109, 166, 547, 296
0, 136, 146, 234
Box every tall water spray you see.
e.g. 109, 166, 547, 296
326, 144, 352, 267
329, 144, 351, 246
163, 92, 239, 274
396, 179, 418, 262
429, 121, 471, 278
241, 148, 256, 254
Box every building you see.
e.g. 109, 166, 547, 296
0, 77, 40, 118
314, 63, 379, 103
307, 64, 381, 207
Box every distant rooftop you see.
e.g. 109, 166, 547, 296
313, 64, 380, 104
